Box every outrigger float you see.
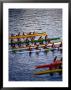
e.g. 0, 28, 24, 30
34, 69, 62, 75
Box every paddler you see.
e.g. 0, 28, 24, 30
48, 39, 51, 44
58, 41, 62, 50
52, 42, 55, 48
53, 56, 57, 62
25, 38, 30, 46
28, 32, 32, 35
53, 57, 62, 70
45, 34, 48, 41
48, 56, 58, 76
60, 41, 62, 47
45, 35, 51, 44
28, 45, 32, 51
22, 32, 26, 42
31, 37, 35, 42
58, 57, 62, 69
17, 32, 21, 47
23, 32, 25, 36
10, 34, 16, 48
38, 36, 43, 44
32, 31, 36, 39
35, 44, 39, 50
58, 57, 62, 75
60, 57, 62, 61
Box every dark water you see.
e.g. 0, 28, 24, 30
9, 9, 62, 81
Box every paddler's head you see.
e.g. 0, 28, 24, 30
29, 32, 31, 34
60, 57, 62, 61
18, 32, 20, 35
39, 36, 42, 39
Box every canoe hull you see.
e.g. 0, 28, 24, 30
9, 32, 47, 39
34, 69, 62, 75
35, 62, 62, 69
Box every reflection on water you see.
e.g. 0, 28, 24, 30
9, 9, 62, 81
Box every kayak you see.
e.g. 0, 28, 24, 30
35, 61, 62, 69
9, 37, 61, 44
34, 69, 62, 75
9, 32, 47, 39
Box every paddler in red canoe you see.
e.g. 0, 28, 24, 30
48, 56, 62, 76
48, 56, 58, 70
58, 41, 62, 50
52, 56, 62, 69
53, 56, 62, 67
48, 56, 57, 71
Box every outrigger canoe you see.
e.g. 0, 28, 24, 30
9, 42, 62, 51
34, 69, 62, 75
9, 37, 61, 45
35, 61, 62, 69
9, 32, 47, 39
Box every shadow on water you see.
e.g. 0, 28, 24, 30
44, 50, 49, 56
29, 51, 32, 57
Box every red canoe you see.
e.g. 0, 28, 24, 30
35, 60, 62, 69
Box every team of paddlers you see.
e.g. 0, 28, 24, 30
10, 32, 62, 49
10, 32, 62, 75
35, 56, 62, 76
